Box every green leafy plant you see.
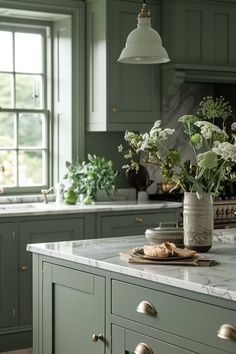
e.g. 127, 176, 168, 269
118, 96, 236, 196
64, 154, 118, 204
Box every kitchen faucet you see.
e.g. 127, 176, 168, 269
41, 187, 54, 204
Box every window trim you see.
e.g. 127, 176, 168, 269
0, 0, 85, 194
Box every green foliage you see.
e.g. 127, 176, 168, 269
119, 96, 236, 196
64, 155, 118, 204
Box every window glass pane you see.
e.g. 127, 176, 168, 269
0, 151, 16, 186
0, 73, 13, 108
19, 150, 43, 186
0, 113, 15, 147
15, 32, 43, 73
0, 31, 13, 71
15, 74, 43, 108
19, 113, 45, 147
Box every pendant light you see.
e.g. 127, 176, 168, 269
118, 0, 170, 64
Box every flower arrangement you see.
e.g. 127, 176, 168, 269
118, 96, 236, 196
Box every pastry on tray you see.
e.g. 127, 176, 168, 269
143, 242, 197, 258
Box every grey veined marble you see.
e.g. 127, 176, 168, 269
28, 229, 236, 302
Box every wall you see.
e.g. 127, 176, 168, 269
85, 132, 130, 188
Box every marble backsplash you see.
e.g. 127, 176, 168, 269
147, 83, 214, 183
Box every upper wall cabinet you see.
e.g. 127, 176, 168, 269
86, 0, 161, 132
163, 0, 236, 67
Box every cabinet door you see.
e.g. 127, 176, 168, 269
112, 325, 195, 354
163, 0, 236, 66
0, 223, 18, 328
19, 216, 85, 326
108, 0, 161, 132
42, 263, 105, 354
86, 0, 161, 132
98, 211, 177, 238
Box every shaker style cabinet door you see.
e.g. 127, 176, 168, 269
86, 0, 161, 132
0, 222, 18, 329
19, 217, 85, 326
42, 263, 105, 354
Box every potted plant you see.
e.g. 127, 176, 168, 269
64, 154, 118, 205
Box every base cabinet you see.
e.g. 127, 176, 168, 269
19, 216, 86, 327
0, 223, 18, 329
33, 256, 236, 354
97, 210, 178, 238
41, 263, 105, 354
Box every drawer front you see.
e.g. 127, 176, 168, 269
100, 211, 176, 237
112, 280, 236, 353
112, 325, 195, 354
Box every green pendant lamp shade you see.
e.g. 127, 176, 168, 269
118, 1, 170, 64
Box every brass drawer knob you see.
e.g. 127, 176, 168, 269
112, 106, 118, 112
21, 265, 28, 271
136, 301, 157, 316
135, 217, 144, 224
92, 333, 104, 342
134, 342, 154, 354
217, 324, 236, 341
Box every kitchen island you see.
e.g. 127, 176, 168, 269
28, 230, 236, 354
0, 200, 182, 352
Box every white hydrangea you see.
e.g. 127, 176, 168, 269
212, 142, 236, 162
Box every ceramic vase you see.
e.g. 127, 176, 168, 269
183, 192, 213, 252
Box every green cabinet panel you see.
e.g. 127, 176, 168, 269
86, 0, 161, 132
111, 280, 236, 353
97, 210, 177, 238
0, 222, 18, 329
19, 216, 85, 326
112, 325, 195, 354
163, 0, 236, 67
42, 263, 105, 354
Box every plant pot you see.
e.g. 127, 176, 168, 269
183, 192, 213, 252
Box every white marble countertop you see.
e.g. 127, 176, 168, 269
0, 200, 182, 217
28, 229, 236, 302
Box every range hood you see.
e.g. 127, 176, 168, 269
162, 63, 236, 112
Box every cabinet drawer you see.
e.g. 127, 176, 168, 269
112, 325, 195, 354
112, 280, 236, 353
99, 211, 176, 237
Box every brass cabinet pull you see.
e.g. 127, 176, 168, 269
92, 333, 104, 342
136, 301, 157, 316
134, 342, 154, 354
112, 106, 117, 112
135, 217, 144, 224
20, 265, 28, 271
217, 324, 236, 341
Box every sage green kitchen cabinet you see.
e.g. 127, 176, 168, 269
33, 253, 236, 354
0, 213, 96, 352
18, 215, 89, 327
96, 209, 178, 237
0, 223, 18, 330
41, 262, 105, 354
86, 0, 161, 132
163, 0, 236, 67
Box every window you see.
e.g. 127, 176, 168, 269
0, 24, 49, 192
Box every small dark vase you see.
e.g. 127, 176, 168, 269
126, 165, 149, 191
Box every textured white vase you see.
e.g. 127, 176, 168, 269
183, 192, 213, 252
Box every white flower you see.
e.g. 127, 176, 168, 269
212, 142, 236, 162
195, 121, 226, 140
231, 122, 236, 131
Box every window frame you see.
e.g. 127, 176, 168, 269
0, 0, 85, 195
0, 21, 51, 193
